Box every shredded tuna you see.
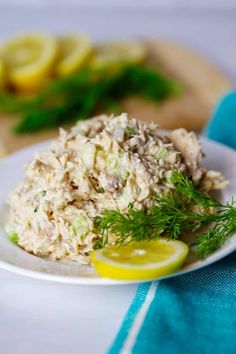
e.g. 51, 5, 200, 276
6, 113, 227, 263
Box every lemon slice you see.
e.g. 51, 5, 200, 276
56, 35, 93, 76
90, 41, 147, 70
2, 33, 58, 91
0, 58, 5, 89
91, 238, 189, 280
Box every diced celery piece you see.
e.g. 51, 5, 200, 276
4, 223, 19, 244
107, 153, 129, 179
9, 233, 19, 244
73, 215, 92, 239
164, 171, 174, 184
156, 147, 168, 160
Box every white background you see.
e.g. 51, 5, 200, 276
1, 0, 236, 7
0, 2, 235, 354
0, 1, 236, 81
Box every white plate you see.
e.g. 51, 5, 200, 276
0, 138, 235, 285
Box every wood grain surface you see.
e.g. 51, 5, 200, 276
0, 39, 231, 154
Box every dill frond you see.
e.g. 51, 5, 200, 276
195, 201, 236, 258
94, 172, 236, 259
0, 65, 181, 133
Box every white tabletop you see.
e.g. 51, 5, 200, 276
0, 3, 236, 354
0, 269, 137, 354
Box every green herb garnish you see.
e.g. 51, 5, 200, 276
97, 186, 105, 193
195, 204, 236, 258
124, 126, 137, 137
0, 65, 181, 133
94, 172, 236, 258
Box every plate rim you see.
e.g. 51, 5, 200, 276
0, 136, 235, 285
0, 237, 235, 285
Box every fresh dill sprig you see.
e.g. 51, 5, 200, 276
171, 171, 221, 208
195, 201, 236, 258
94, 208, 153, 249
0, 65, 181, 133
94, 172, 236, 258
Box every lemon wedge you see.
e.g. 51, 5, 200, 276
2, 33, 58, 91
56, 35, 93, 76
90, 41, 147, 70
91, 239, 189, 280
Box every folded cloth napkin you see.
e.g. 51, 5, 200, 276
109, 92, 236, 354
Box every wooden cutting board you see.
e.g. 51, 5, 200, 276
0, 39, 231, 154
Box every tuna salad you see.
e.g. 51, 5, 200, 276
6, 113, 227, 264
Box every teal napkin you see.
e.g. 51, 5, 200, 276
109, 92, 236, 354
204, 91, 236, 147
